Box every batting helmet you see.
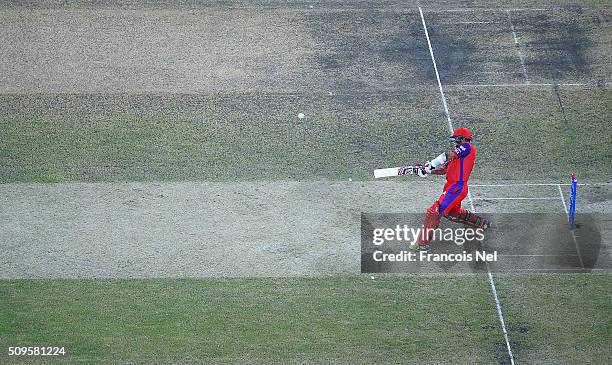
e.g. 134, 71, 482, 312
452, 127, 472, 140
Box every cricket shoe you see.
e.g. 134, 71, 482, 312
417, 245, 432, 253
409, 243, 432, 253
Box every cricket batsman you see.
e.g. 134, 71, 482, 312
399, 127, 490, 252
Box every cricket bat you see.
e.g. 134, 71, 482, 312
373, 167, 402, 178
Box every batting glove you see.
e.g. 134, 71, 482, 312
398, 165, 412, 175
416, 166, 428, 178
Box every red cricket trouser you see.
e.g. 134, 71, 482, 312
420, 181, 468, 245
437, 181, 468, 215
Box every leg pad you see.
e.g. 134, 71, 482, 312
444, 209, 490, 229
419, 203, 442, 245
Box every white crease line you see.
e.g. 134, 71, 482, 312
473, 197, 559, 200
451, 83, 588, 87
467, 191, 476, 211
418, 7, 454, 134
419, 7, 515, 365
510, 268, 604, 271
558, 184, 569, 215
424, 8, 548, 13
485, 270, 515, 365
480, 71, 522, 74
470, 183, 600, 187
506, 10, 530, 83
557, 184, 585, 268
458, 21, 494, 24
498, 254, 578, 257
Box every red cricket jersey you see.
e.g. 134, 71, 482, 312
446, 142, 476, 183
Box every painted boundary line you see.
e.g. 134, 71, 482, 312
418, 7, 516, 365
557, 184, 585, 268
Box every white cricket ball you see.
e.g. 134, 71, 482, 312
370, 276, 375, 280
298, 113, 305, 119
348, 178, 352, 181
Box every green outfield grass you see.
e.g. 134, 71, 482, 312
494, 274, 612, 364
1, 275, 610, 365
1, 88, 610, 184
